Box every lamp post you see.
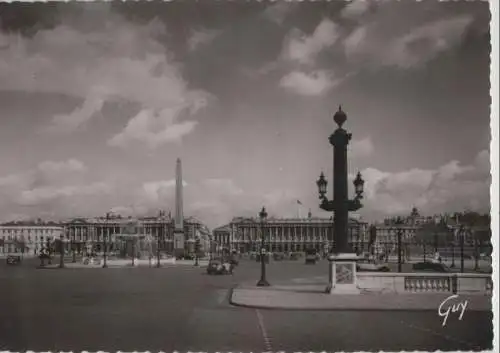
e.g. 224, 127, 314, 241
473, 237, 479, 271
392, 216, 404, 273
103, 213, 109, 268
316, 106, 364, 254
46, 238, 52, 265
194, 235, 200, 267
59, 234, 65, 268
69, 227, 76, 263
257, 206, 270, 287
450, 226, 456, 268
460, 225, 465, 273
156, 222, 162, 268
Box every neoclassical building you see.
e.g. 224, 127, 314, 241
0, 220, 64, 256
62, 212, 211, 256
213, 215, 369, 254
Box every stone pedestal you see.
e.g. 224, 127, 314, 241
326, 253, 360, 295
173, 230, 185, 257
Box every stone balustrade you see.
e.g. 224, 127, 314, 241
357, 272, 492, 295
404, 276, 451, 292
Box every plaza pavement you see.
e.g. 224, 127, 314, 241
0, 259, 493, 352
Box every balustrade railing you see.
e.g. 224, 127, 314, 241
404, 276, 452, 292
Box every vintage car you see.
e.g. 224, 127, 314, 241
255, 253, 270, 263
228, 255, 239, 266
6, 255, 22, 266
305, 249, 318, 264
273, 252, 285, 261
356, 258, 391, 272
412, 261, 451, 273
207, 258, 233, 275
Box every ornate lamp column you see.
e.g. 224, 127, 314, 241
316, 106, 365, 294
59, 234, 65, 269
257, 206, 270, 287
103, 213, 109, 268
391, 216, 405, 273
157, 221, 162, 268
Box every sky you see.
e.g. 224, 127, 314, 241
0, 0, 492, 229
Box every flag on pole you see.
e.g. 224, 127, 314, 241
296, 200, 303, 218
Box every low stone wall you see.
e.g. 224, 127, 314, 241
357, 272, 492, 295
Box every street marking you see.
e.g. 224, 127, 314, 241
399, 319, 483, 350
256, 309, 273, 352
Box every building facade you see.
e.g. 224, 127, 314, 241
0, 220, 64, 256
62, 213, 211, 256
213, 216, 369, 254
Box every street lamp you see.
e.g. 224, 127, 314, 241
450, 225, 456, 268
103, 213, 109, 268
460, 225, 465, 273
316, 107, 364, 254
392, 216, 404, 273
194, 234, 200, 267
157, 222, 162, 268
59, 234, 65, 269
257, 206, 270, 287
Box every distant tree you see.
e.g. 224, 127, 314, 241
457, 211, 491, 261
368, 225, 377, 255
414, 221, 453, 247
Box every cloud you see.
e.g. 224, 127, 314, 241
344, 12, 474, 70
188, 28, 221, 51
0, 159, 87, 192
262, 2, 298, 25
18, 182, 111, 206
360, 149, 490, 218
341, 0, 371, 20
281, 18, 339, 65
108, 108, 202, 149
280, 70, 339, 96
0, 159, 114, 220
350, 137, 374, 159
37, 159, 86, 174
202, 178, 244, 196
43, 94, 105, 133
0, 6, 211, 140
142, 179, 187, 203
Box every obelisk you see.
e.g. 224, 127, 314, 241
173, 158, 185, 256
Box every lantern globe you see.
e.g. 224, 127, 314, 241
354, 171, 364, 194
317, 172, 328, 195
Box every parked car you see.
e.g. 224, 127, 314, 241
357, 259, 390, 272
207, 258, 233, 275
273, 252, 285, 261
305, 249, 318, 264
6, 255, 22, 266
256, 253, 270, 263
229, 256, 239, 266
412, 261, 451, 273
